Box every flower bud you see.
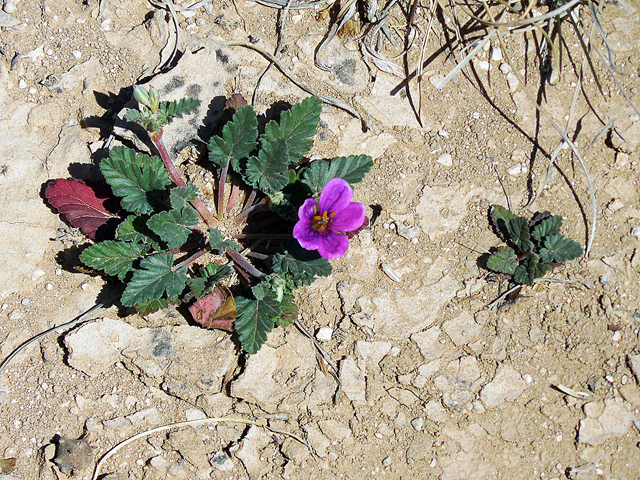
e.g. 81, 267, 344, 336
133, 85, 150, 107
147, 87, 160, 113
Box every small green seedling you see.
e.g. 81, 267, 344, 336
486, 206, 583, 286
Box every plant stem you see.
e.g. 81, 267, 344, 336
226, 248, 265, 278
218, 165, 228, 219
151, 130, 217, 227
235, 202, 268, 224
244, 189, 257, 209
172, 247, 212, 271
226, 183, 240, 213
233, 233, 293, 240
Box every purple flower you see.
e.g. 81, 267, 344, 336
293, 178, 366, 259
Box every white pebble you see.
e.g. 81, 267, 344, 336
18, 79, 27, 89
612, 330, 621, 342
8, 310, 22, 320
630, 226, 640, 238
1, 304, 7, 310
605, 375, 614, 383
41, 382, 49, 391
506, 72, 520, 92
71, 50, 82, 59
491, 47, 503, 62
438, 130, 449, 138
410, 417, 424, 431
55, 268, 62, 276
390, 346, 401, 357
522, 374, 532, 383
499, 63, 511, 74
316, 327, 333, 342
45, 283, 53, 291
21, 298, 30, 306
630, 114, 640, 122
556, 435, 562, 442
437, 153, 453, 167
411, 237, 419, 245
429, 458, 437, 468
507, 164, 523, 176
185, 408, 206, 421
31, 268, 45, 281
381, 264, 401, 283
478, 60, 491, 71
80, 283, 88, 291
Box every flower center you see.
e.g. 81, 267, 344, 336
312, 210, 336, 231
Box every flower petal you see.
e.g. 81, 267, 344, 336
317, 178, 353, 215
331, 202, 366, 232
316, 231, 349, 259
293, 199, 322, 250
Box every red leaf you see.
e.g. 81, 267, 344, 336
225, 93, 248, 111
45, 178, 119, 239
189, 286, 236, 332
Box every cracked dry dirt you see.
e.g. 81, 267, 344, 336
1, 0, 640, 479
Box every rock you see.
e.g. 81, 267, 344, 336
230, 331, 320, 412
51, 436, 93, 476
411, 417, 424, 431
209, 451, 234, 471
480, 364, 527, 408
578, 398, 634, 445
330, 117, 397, 159
416, 185, 487, 241
411, 327, 443, 360
437, 152, 453, 166
318, 420, 352, 441
396, 223, 422, 240
126, 407, 162, 426
303, 424, 331, 458
0, 11, 18, 27
65, 318, 236, 402
434, 356, 483, 409
185, 408, 207, 421
235, 426, 272, 478
423, 399, 448, 423
628, 354, 640, 383
356, 341, 392, 371
406, 437, 433, 464
196, 393, 233, 417
356, 72, 423, 128
340, 356, 367, 406
43, 57, 107, 94
567, 464, 599, 480
316, 327, 333, 342
442, 312, 483, 347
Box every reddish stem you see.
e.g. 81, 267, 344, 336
172, 246, 212, 271
226, 248, 265, 278
151, 131, 217, 227
232, 234, 293, 240
226, 183, 240, 213
217, 165, 228, 219
244, 189, 257, 209
235, 203, 268, 224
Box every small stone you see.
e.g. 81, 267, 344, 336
506, 72, 519, 92
150, 456, 171, 471
507, 164, 523, 175
71, 50, 82, 59
578, 398, 634, 445
630, 114, 640, 122
628, 354, 640, 383
18, 79, 27, 89
491, 47, 503, 62
411, 327, 442, 360
31, 268, 45, 281
630, 226, 640, 238
612, 330, 621, 342
478, 60, 491, 70
382, 457, 391, 466
340, 357, 367, 405
316, 327, 333, 342
437, 153, 453, 166
52, 436, 93, 476
185, 408, 206, 421
480, 364, 528, 408
423, 399, 448, 423
209, 451, 234, 471
499, 63, 511, 74
522, 374, 532, 383
126, 407, 162, 425
410, 417, 424, 431
8, 310, 22, 320
45, 283, 53, 290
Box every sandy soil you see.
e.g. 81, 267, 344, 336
1, 0, 640, 479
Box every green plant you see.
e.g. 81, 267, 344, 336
46, 87, 372, 354
485, 206, 583, 286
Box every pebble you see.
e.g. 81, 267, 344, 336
628, 354, 640, 383
8, 310, 22, 320
316, 327, 333, 342
437, 152, 453, 166
630, 114, 640, 122
506, 72, 519, 92
381, 263, 401, 283
18, 79, 27, 89
209, 451, 234, 471
21, 298, 29, 305
507, 164, 523, 175
499, 63, 511, 74
491, 47, 503, 62
478, 60, 491, 71
71, 50, 82, 59
410, 417, 424, 431
31, 268, 45, 281
522, 374, 532, 383
612, 330, 621, 342
185, 408, 207, 421
480, 364, 528, 408
630, 226, 640, 238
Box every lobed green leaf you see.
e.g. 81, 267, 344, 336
187, 264, 232, 299
147, 206, 198, 250
208, 228, 241, 252
208, 105, 258, 170
117, 215, 161, 248
491, 205, 518, 242
539, 234, 583, 264
506, 217, 532, 253
80, 240, 148, 281
158, 98, 201, 124
121, 252, 187, 307
170, 184, 199, 210
272, 241, 332, 288
234, 281, 281, 353
486, 247, 517, 275
275, 294, 298, 327
302, 155, 373, 193
101, 146, 171, 215
135, 297, 179, 315
244, 142, 289, 194
531, 215, 562, 242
